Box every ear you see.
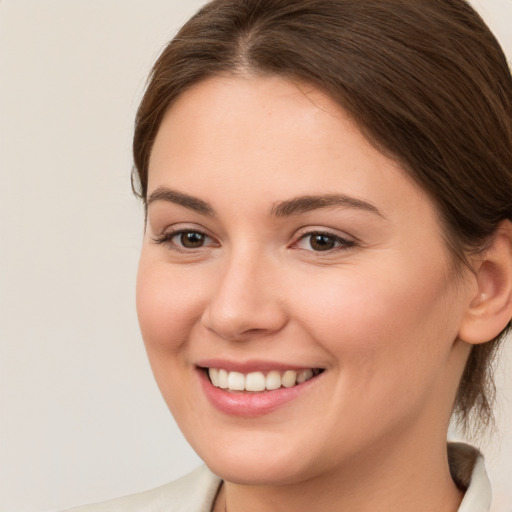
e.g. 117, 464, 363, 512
458, 220, 512, 345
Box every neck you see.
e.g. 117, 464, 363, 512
216, 432, 463, 512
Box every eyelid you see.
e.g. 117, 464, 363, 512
291, 227, 357, 252
151, 224, 220, 250
294, 226, 355, 241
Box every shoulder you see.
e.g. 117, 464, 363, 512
62, 465, 222, 512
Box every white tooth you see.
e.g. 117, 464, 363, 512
228, 371, 245, 391
266, 371, 282, 390
218, 369, 229, 389
209, 368, 220, 386
245, 372, 266, 392
281, 370, 297, 388
296, 369, 313, 384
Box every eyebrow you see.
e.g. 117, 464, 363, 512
271, 194, 386, 218
147, 187, 216, 216
147, 187, 385, 219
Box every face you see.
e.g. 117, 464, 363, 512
137, 75, 472, 485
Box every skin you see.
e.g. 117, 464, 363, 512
136, 75, 480, 512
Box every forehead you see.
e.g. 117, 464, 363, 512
148, 74, 435, 224
150, 74, 349, 167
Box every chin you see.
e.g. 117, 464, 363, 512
204, 453, 313, 486
187, 427, 328, 486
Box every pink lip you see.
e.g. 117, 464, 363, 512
197, 358, 317, 373
196, 366, 322, 418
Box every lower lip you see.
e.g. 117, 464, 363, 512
197, 369, 321, 418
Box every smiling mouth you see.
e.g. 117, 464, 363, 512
204, 368, 324, 392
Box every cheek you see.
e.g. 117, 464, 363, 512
289, 266, 460, 443
136, 255, 210, 417
291, 260, 459, 387
136, 255, 207, 356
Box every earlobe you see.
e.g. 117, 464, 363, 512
458, 220, 512, 345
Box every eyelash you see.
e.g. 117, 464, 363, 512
151, 229, 218, 252
151, 228, 356, 254
293, 230, 356, 253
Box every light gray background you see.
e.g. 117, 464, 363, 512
0, 1, 511, 511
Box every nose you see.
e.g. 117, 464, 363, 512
201, 249, 288, 341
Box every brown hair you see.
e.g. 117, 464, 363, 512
132, 0, 512, 433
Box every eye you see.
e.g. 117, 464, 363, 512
294, 231, 355, 252
152, 229, 218, 250
176, 231, 208, 248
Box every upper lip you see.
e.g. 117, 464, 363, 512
196, 359, 323, 373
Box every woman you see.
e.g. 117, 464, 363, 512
68, 0, 512, 510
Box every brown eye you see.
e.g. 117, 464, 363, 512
309, 234, 337, 251
293, 231, 355, 253
179, 231, 206, 248
152, 228, 218, 251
